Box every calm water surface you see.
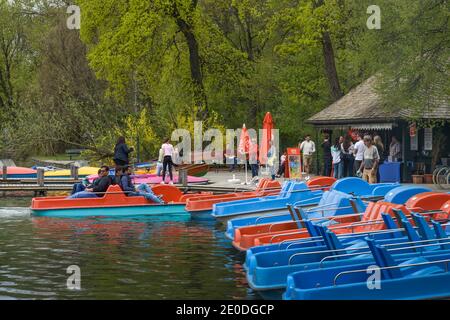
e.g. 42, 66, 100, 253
0, 197, 257, 300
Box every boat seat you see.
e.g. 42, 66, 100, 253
309, 191, 365, 220
406, 192, 450, 213
431, 221, 450, 250
306, 176, 336, 190
400, 258, 445, 277
384, 186, 432, 205
411, 213, 436, 241
433, 201, 450, 221
332, 202, 408, 234
371, 184, 400, 197
367, 239, 445, 279
331, 178, 372, 196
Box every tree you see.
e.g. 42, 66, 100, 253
78, 0, 209, 120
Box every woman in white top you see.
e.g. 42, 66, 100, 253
331, 137, 343, 179
161, 138, 175, 184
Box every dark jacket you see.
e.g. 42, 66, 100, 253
321, 140, 332, 160
92, 176, 112, 193
120, 175, 135, 193
111, 175, 121, 186
114, 143, 133, 163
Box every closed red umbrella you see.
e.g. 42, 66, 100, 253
238, 124, 251, 184
238, 124, 250, 155
260, 112, 274, 163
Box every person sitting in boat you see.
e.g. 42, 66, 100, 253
68, 166, 112, 199
70, 168, 102, 195
120, 166, 165, 204
112, 166, 123, 185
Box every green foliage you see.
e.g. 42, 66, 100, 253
0, 0, 448, 161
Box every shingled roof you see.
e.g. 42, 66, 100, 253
307, 76, 450, 126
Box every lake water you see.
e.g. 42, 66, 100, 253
0, 197, 257, 300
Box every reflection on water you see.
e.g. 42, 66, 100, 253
0, 204, 256, 300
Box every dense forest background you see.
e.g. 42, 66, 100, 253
0, 0, 448, 162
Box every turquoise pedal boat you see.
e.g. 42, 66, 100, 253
30, 185, 190, 219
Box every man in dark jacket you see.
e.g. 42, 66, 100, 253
120, 166, 165, 204
68, 166, 112, 199
321, 134, 332, 177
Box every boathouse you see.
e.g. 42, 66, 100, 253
307, 76, 450, 182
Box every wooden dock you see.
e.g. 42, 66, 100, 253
0, 166, 252, 196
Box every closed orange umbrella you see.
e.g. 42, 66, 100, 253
238, 124, 250, 155
238, 124, 251, 184
260, 112, 274, 163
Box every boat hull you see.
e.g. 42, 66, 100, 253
31, 204, 188, 218
190, 209, 214, 221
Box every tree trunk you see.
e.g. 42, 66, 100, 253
172, 3, 208, 121
313, 0, 343, 101
322, 31, 343, 101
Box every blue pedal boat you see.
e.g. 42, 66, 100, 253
225, 178, 402, 240
212, 181, 324, 223
247, 213, 450, 299
283, 234, 450, 300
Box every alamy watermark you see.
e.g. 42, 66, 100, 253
366, 265, 381, 290
67, 265, 81, 290
67, 5, 81, 30
171, 121, 279, 166
367, 5, 381, 30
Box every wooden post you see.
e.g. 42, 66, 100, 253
37, 168, 45, 187
70, 165, 79, 180
179, 168, 188, 187
2, 166, 7, 181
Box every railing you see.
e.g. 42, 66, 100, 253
333, 259, 450, 286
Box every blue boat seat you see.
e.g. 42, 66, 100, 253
431, 221, 450, 250
384, 186, 432, 205
366, 239, 445, 279
411, 213, 435, 240
331, 178, 372, 196
308, 190, 366, 219
331, 178, 399, 198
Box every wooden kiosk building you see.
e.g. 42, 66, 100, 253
307, 76, 450, 182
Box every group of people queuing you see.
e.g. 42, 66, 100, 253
68, 137, 171, 203
326, 133, 401, 183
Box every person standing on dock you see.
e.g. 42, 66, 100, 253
267, 140, 277, 180
340, 136, 355, 177
357, 136, 380, 183
299, 135, 315, 174
321, 134, 332, 177
353, 133, 365, 176
249, 137, 259, 178
389, 136, 402, 162
331, 137, 343, 179
276, 151, 287, 178
161, 138, 175, 185
113, 137, 134, 166
156, 147, 164, 177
